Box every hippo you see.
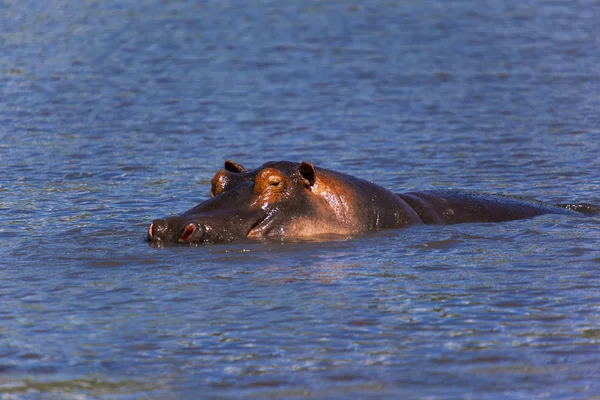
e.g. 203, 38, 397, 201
147, 160, 596, 244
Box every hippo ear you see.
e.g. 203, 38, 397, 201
224, 160, 246, 173
299, 161, 316, 187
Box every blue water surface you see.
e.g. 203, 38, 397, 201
1, 0, 600, 398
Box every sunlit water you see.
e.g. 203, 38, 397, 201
2, 0, 600, 398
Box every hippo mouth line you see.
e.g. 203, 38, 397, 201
246, 215, 267, 237
175, 216, 265, 243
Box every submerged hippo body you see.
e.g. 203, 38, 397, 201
148, 160, 590, 244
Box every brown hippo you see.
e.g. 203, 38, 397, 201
147, 160, 595, 244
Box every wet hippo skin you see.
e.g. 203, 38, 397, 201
148, 160, 594, 244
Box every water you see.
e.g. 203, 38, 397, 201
2, 0, 600, 398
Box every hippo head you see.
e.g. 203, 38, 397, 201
147, 160, 321, 244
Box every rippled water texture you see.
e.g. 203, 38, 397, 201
2, 0, 600, 398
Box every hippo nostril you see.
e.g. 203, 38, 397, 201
179, 223, 196, 242
149, 219, 169, 241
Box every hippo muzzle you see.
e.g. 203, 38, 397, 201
148, 217, 206, 243
148, 214, 259, 244
147, 181, 271, 244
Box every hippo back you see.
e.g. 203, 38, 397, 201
397, 190, 581, 225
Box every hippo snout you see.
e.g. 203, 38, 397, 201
147, 217, 209, 243
148, 214, 249, 244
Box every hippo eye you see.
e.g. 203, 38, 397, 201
268, 176, 281, 186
